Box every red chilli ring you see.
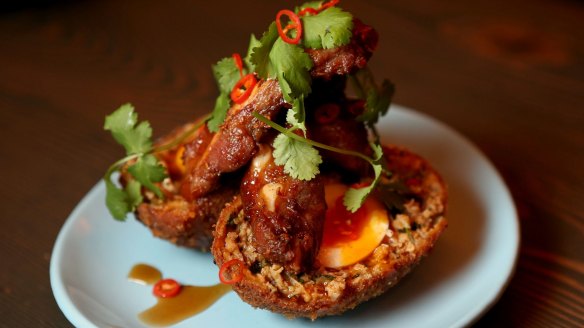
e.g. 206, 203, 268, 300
152, 279, 182, 298
321, 0, 340, 10
298, 7, 319, 16
219, 259, 245, 285
276, 9, 302, 45
230, 74, 258, 104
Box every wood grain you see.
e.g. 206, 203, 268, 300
0, 0, 583, 326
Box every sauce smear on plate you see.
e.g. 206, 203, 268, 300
128, 263, 231, 326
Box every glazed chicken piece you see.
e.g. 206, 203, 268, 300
240, 145, 326, 273
181, 20, 378, 201
180, 79, 286, 201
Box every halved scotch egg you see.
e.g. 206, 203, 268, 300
211, 145, 448, 319
317, 184, 389, 268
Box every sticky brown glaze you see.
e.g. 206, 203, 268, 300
240, 146, 326, 273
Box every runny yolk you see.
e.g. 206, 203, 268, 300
317, 184, 389, 268
322, 197, 370, 247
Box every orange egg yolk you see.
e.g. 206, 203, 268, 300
321, 197, 370, 247
317, 184, 389, 268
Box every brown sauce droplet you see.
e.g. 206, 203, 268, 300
128, 263, 232, 327
128, 263, 162, 285
139, 284, 232, 327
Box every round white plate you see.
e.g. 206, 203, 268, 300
50, 105, 519, 328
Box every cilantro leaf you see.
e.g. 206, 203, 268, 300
343, 143, 385, 212
250, 22, 279, 79
208, 92, 230, 132
251, 22, 313, 103
270, 38, 313, 102
376, 182, 408, 213
361, 79, 394, 123
103, 104, 172, 220
125, 179, 143, 209
302, 7, 353, 49
105, 179, 142, 221
104, 103, 152, 155
286, 96, 307, 134
350, 69, 395, 125
245, 34, 261, 73
105, 180, 131, 221
212, 57, 241, 95
273, 133, 322, 180
127, 154, 166, 198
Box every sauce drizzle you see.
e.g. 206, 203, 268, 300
128, 263, 231, 327
128, 263, 162, 285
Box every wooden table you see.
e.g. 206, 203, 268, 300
1, 0, 583, 326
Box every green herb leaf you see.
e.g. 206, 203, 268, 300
350, 69, 395, 125
273, 133, 322, 180
376, 182, 407, 213
251, 22, 313, 103
127, 154, 166, 198
103, 104, 168, 220
103, 106, 212, 221
302, 7, 353, 49
245, 34, 261, 73
208, 92, 230, 132
362, 79, 394, 123
213, 57, 241, 95
250, 22, 279, 79
104, 178, 143, 221
104, 103, 152, 155
270, 38, 313, 102
105, 180, 131, 221
343, 143, 385, 212
125, 179, 143, 209
286, 96, 307, 134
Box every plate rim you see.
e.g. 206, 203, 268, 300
50, 181, 104, 328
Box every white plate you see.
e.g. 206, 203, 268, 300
50, 105, 519, 328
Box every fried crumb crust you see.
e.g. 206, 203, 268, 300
211, 145, 448, 319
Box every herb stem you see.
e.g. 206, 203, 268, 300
348, 74, 366, 99
253, 112, 375, 165
154, 114, 211, 153
103, 154, 140, 182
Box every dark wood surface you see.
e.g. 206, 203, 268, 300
1, 0, 583, 326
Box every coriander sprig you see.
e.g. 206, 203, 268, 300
253, 112, 389, 212
349, 68, 395, 143
103, 104, 209, 220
